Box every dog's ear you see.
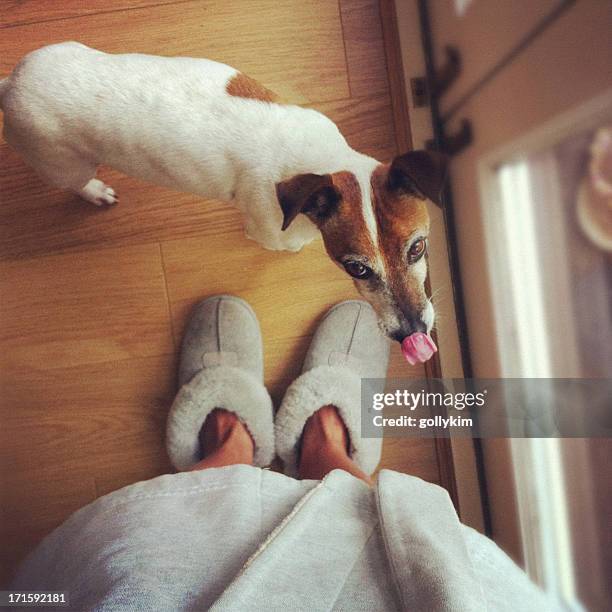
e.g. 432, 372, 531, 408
387, 150, 448, 207
276, 173, 341, 231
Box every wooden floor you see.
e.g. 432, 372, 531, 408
0, 0, 442, 585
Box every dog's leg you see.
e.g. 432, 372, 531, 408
37, 156, 118, 207
77, 178, 118, 206
42, 154, 118, 206
5, 129, 118, 206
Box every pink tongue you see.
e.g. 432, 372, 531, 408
401, 332, 438, 365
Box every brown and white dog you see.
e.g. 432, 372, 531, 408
0, 42, 446, 343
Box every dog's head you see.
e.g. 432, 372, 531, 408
276, 150, 446, 343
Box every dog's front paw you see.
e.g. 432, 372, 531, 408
79, 178, 119, 206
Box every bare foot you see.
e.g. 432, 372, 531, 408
186, 408, 254, 471
300, 405, 350, 459
298, 405, 373, 485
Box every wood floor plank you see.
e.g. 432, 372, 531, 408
0, 356, 175, 479
340, 0, 389, 97
1, 0, 180, 28
378, 437, 441, 482
0, 0, 348, 105
0, 353, 175, 585
0, 411, 171, 481
0, 472, 97, 586
0, 243, 174, 369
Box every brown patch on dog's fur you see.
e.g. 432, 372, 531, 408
371, 165, 430, 311
226, 72, 278, 102
319, 172, 378, 263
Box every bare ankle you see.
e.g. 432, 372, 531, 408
299, 405, 350, 470
305, 405, 349, 449
298, 407, 373, 484
199, 408, 254, 461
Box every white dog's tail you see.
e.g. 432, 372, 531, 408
0, 77, 10, 108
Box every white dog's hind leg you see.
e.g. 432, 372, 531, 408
41, 154, 118, 206
6, 131, 117, 206
77, 178, 118, 206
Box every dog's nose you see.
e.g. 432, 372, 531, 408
391, 318, 427, 342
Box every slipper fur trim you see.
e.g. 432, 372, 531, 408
167, 366, 274, 470
275, 365, 382, 477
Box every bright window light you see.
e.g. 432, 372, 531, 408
498, 161, 551, 378
496, 159, 579, 608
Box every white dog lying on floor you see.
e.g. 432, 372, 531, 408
0, 42, 447, 345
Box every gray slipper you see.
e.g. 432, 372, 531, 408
275, 300, 390, 477
166, 295, 274, 470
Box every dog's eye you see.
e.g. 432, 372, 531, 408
344, 261, 373, 279
408, 238, 427, 263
